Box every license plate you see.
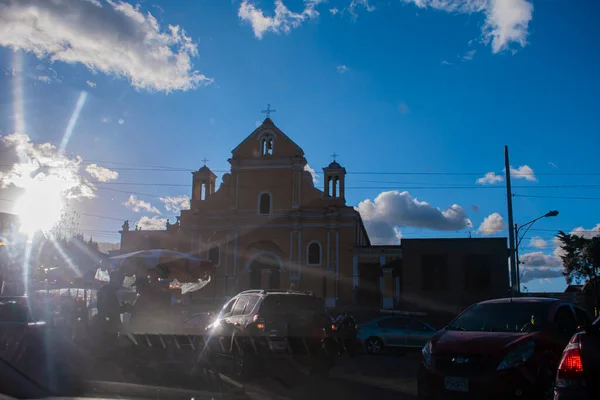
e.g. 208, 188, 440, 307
269, 341, 287, 351
444, 377, 468, 392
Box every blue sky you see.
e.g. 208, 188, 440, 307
1, 0, 599, 292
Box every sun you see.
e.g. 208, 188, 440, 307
14, 184, 64, 236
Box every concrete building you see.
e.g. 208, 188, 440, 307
121, 117, 509, 315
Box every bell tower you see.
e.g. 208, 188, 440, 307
192, 161, 217, 201
323, 154, 346, 199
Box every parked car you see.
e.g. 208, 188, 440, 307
554, 315, 600, 400
417, 297, 586, 400
357, 316, 436, 354
203, 289, 335, 378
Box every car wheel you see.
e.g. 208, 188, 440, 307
365, 337, 384, 354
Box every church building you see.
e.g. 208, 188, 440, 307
120, 115, 509, 318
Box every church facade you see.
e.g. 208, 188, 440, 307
121, 117, 370, 307
120, 117, 510, 316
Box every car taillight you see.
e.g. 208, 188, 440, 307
556, 336, 585, 388
253, 314, 265, 330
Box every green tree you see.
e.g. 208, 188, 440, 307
557, 231, 600, 315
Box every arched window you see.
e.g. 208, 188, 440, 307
208, 246, 220, 265
259, 193, 271, 214
261, 135, 274, 156
307, 242, 321, 265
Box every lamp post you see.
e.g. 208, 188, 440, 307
515, 210, 559, 292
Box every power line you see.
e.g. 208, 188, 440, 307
514, 194, 600, 200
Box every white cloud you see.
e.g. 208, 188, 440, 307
403, 0, 533, 54
336, 65, 349, 74
476, 165, 535, 184
123, 194, 161, 214
36, 75, 52, 83
85, 163, 118, 182
548, 161, 558, 169
483, 0, 534, 53
0, 132, 96, 199
329, 8, 339, 15
518, 251, 563, 283
477, 212, 505, 235
118, 118, 125, 125
441, 60, 453, 65
529, 236, 547, 249
159, 195, 190, 213
0, 0, 212, 92
303, 163, 318, 184
86, 80, 96, 88
476, 172, 504, 185
348, 0, 376, 17
510, 165, 536, 181
462, 49, 476, 61
101, 117, 109, 123
238, 0, 324, 39
136, 215, 167, 231
357, 190, 472, 244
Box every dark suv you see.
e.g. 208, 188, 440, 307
203, 289, 334, 378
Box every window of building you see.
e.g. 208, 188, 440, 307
208, 246, 220, 265
261, 135, 274, 156
307, 242, 321, 265
421, 255, 448, 291
464, 255, 492, 291
259, 193, 271, 214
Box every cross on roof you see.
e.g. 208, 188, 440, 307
201, 157, 209, 166
261, 104, 276, 119
331, 152, 338, 161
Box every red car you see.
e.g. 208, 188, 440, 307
554, 315, 600, 400
417, 297, 588, 400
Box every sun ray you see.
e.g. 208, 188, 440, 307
59, 91, 88, 154
50, 237, 83, 278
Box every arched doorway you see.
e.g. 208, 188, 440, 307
249, 253, 281, 290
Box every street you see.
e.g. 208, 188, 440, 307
240, 352, 421, 400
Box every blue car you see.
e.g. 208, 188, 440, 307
357, 316, 436, 354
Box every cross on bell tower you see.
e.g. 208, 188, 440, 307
261, 104, 276, 119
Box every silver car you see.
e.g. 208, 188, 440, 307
357, 316, 436, 354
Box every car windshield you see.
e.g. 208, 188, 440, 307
259, 295, 325, 314
447, 302, 551, 333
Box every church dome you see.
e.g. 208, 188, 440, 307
327, 161, 342, 169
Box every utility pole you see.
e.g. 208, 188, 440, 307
505, 146, 518, 295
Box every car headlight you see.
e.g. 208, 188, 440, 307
497, 340, 536, 370
422, 340, 433, 368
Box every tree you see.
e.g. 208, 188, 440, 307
556, 231, 600, 315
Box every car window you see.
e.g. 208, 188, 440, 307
258, 295, 324, 314
573, 307, 591, 327
244, 296, 260, 315
377, 318, 405, 329
218, 298, 236, 319
447, 302, 552, 332
231, 298, 248, 316
554, 305, 578, 337
405, 318, 429, 331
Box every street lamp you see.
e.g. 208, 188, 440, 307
515, 210, 559, 291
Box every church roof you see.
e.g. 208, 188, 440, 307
231, 118, 304, 158
327, 161, 342, 169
